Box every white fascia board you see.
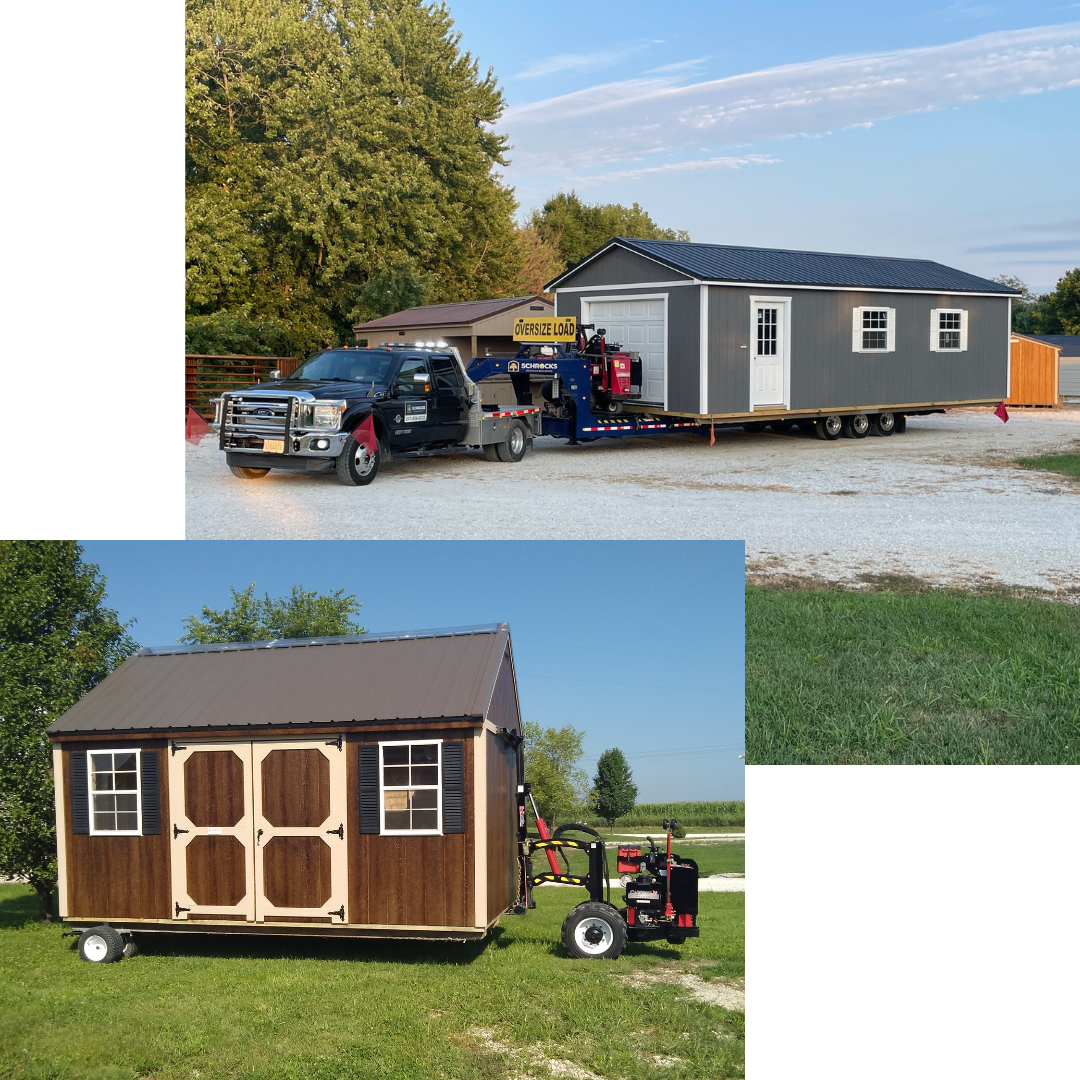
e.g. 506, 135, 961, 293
558, 280, 1013, 298
556, 279, 699, 292
546, 241, 695, 290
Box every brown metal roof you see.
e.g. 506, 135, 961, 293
47, 625, 511, 736
352, 297, 550, 332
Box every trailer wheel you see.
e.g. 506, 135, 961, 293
495, 420, 529, 463
842, 413, 870, 439
229, 466, 270, 479
872, 412, 896, 436
78, 925, 124, 964
561, 901, 627, 959
742, 421, 767, 433
122, 936, 140, 959
769, 420, 795, 433
894, 414, 907, 434
815, 416, 843, 440
335, 434, 381, 486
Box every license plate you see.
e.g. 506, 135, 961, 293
262, 439, 284, 454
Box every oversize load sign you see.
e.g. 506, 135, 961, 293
513, 316, 577, 342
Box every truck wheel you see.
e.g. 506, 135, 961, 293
815, 416, 842, 440
842, 413, 870, 439
78, 925, 124, 963
482, 445, 500, 461
229, 466, 270, 479
872, 412, 895, 436
335, 434, 381, 486
561, 901, 627, 960
495, 420, 529, 463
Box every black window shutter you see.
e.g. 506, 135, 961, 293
141, 750, 160, 835
359, 745, 380, 834
70, 751, 89, 834
442, 741, 464, 834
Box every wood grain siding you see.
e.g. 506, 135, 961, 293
186, 835, 248, 906
1007, 336, 1060, 406
262, 835, 332, 908
486, 648, 521, 731
557, 246, 691, 288
64, 743, 171, 919
347, 731, 475, 927
184, 749, 246, 826
486, 732, 517, 923
261, 749, 330, 827
707, 286, 1011, 414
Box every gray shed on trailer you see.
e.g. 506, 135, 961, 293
547, 239, 1019, 421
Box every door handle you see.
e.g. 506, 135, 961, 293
173, 824, 189, 839
257, 828, 264, 845
326, 823, 344, 839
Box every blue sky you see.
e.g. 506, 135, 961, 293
79, 541, 745, 803
449, 0, 1080, 292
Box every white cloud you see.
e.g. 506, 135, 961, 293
502, 22, 1080, 178
510, 45, 645, 80
577, 154, 780, 187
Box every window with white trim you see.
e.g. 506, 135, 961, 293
89, 750, 141, 834
380, 741, 441, 834
930, 308, 968, 352
852, 307, 896, 353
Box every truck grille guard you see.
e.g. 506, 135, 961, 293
220, 389, 316, 453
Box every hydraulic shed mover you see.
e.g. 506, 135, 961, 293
47, 624, 700, 962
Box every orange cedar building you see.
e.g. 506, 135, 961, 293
1006, 334, 1061, 407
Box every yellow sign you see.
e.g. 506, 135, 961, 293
513, 316, 577, 342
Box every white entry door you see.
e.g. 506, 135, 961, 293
584, 298, 666, 404
751, 299, 788, 407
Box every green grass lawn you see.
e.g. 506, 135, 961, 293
0, 884, 743, 1080
1015, 452, 1080, 480
746, 584, 1080, 764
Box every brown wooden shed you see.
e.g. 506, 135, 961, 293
1006, 334, 1061, 407
47, 625, 524, 946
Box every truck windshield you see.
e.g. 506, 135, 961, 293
286, 350, 396, 383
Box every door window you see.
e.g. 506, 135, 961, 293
395, 358, 431, 394
430, 355, 463, 391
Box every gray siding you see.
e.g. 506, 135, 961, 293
556, 247, 691, 289
708, 286, 1009, 414
556, 285, 700, 413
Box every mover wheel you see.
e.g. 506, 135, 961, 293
78, 925, 124, 964
872, 412, 896, 436
561, 901, 627, 960
495, 420, 529, 463
666, 934, 687, 946
815, 416, 843, 440
335, 434, 381, 486
769, 420, 795, 433
122, 937, 140, 959
842, 413, 870, 438
229, 466, 270, 479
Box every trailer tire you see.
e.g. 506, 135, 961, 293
872, 412, 896, 436
895, 413, 907, 433
495, 420, 529, 463
122, 937, 140, 959
742, 421, 767, 433
842, 413, 870, 439
815, 416, 843, 440
229, 466, 271, 479
562, 901, 627, 960
335, 433, 381, 486
769, 420, 795, 433
78, 925, 124, 964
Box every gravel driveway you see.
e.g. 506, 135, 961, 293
187, 407, 1080, 593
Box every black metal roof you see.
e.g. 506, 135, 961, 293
547, 238, 1021, 295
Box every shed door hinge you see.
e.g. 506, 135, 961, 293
326, 823, 344, 839
175, 902, 191, 917
328, 905, 345, 922
173, 824, 189, 839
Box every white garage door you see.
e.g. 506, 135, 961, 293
584, 298, 666, 404
1060, 358, 1080, 398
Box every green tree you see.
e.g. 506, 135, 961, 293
1046, 267, 1080, 334
996, 269, 1080, 334
0, 543, 138, 920
589, 747, 638, 833
523, 721, 588, 827
528, 191, 690, 272
186, 0, 523, 357
181, 584, 364, 643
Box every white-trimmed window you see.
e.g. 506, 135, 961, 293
89, 750, 141, 834
852, 307, 896, 353
930, 309, 968, 352
379, 741, 441, 834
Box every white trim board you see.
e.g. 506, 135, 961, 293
699, 284, 709, 414
546, 240, 694, 288
580, 293, 669, 411
749, 295, 792, 411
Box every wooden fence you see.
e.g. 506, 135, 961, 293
185, 355, 302, 418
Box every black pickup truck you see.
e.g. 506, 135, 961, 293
214, 345, 541, 486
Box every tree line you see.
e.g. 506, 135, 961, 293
185, 0, 687, 358
995, 269, 1080, 335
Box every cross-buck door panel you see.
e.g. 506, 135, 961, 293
751, 300, 788, 407
169, 743, 256, 921
252, 740, 348, 923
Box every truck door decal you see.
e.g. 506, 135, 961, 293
404, 401, 428, 423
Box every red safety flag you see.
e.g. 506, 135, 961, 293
710, 421, 715, 446
353, 413, 378, 454
994, 401, 1010, 423
185, 407, 210, 445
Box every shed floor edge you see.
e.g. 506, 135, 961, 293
63, 918, 489, 941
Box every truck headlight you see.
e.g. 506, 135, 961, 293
212, 397, 223, 426
297, 401, 346, 430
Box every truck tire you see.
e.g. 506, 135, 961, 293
495, 420, 529, 463
561, 901, 627, 960
815, 416, 843, 440
229, 466, 270, 479
482, 444, 500, 462
335, 433, 381, 486
872, 412, 896, 436
78, 925, 124, 963
842, 413, 870, 438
